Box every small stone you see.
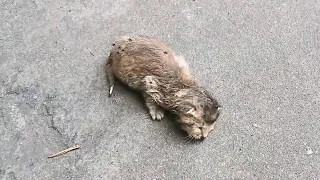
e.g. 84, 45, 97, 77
306, 147, 313, 155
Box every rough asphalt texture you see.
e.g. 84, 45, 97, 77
1, 0, 319, 179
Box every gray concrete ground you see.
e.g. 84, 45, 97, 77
1, 0, 319, 179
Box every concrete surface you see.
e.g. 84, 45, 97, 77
1, 0, 319, 179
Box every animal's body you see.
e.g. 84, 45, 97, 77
106, 35, 220, 140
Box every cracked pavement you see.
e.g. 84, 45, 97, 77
1, 0, 320, 179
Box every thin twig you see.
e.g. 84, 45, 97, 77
47, 145, 80, 158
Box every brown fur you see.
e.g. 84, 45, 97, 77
106, 35, 221, 140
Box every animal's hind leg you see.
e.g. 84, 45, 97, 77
105, 57, 115, 97
174, 55, 193, 81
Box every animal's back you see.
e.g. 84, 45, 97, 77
109, 36, 187, 90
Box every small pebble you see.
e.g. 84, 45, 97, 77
306, 147, 313, 155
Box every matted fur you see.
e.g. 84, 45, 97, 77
106, 35, 221, 140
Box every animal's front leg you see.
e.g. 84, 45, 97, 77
142, 75, 165, 121
144, 96, 165, 121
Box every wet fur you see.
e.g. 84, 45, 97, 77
106, 35, 221, 140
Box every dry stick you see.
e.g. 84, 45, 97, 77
47, 145, 80, 158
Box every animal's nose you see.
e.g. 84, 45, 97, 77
200, 136, 206, 141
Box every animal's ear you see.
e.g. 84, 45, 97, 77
206, 97, 221, 110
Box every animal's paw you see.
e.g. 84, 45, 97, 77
149, 107, 165, 121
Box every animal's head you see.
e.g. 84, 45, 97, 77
176, 87, 221, 140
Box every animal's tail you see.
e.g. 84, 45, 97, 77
105, 54, 115, 97
106, 35, 133, 97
